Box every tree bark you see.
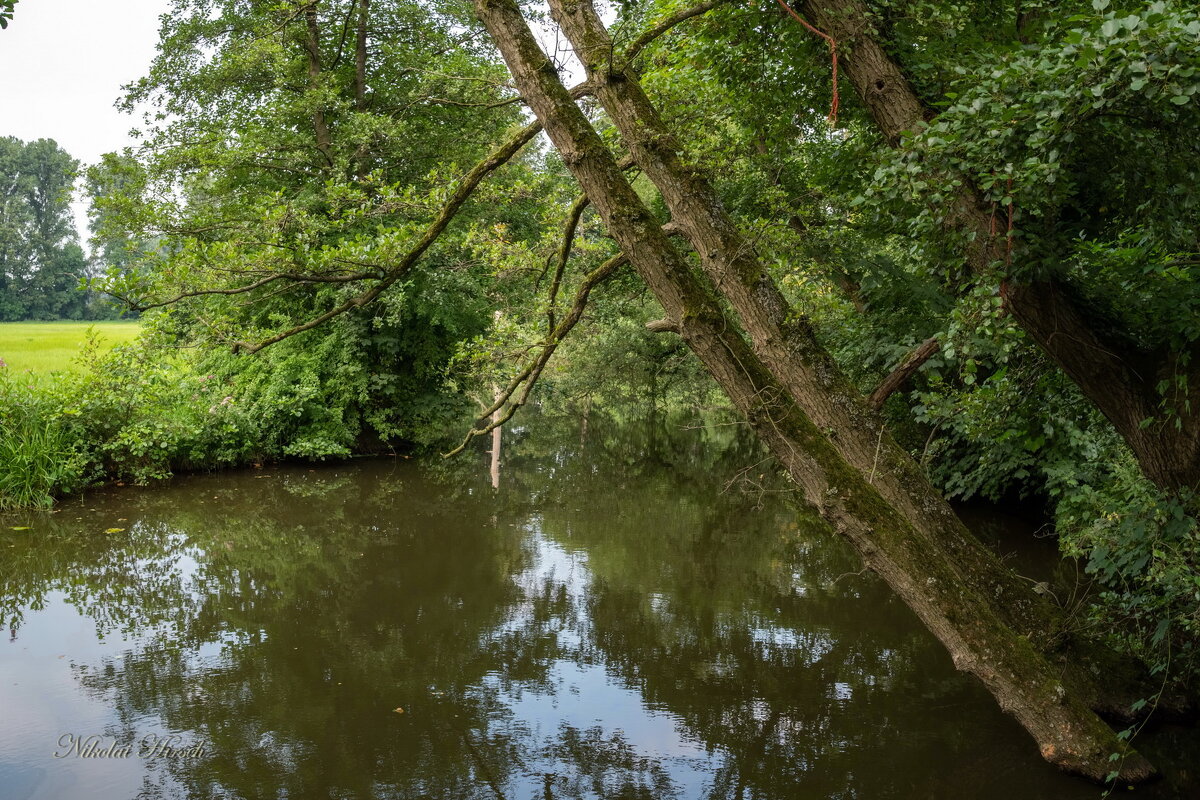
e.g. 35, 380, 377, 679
472, 0, 1154, 781
868, 336, 939, 410
796, 0, 1200, 493
302, 1, 334, 166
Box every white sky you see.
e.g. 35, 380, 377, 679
0, 0, 172, 240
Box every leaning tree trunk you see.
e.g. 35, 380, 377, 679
796, 0, 1200, 493
544, 0, 1147, 721
471, 0, 1154, 782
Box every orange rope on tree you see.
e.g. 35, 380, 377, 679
773, 0, 839, 124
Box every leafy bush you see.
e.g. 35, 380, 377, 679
0, 297, 486, 507
1058, 456, 1200, 679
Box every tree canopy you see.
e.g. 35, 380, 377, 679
0, 136, 96, 320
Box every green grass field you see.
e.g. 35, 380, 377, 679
0, 321, 141, 373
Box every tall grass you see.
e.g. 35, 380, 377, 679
0, 371, 84, 509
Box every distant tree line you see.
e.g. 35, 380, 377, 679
0, 136, 124, 321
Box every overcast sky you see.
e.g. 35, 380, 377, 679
0, 0, 171, 238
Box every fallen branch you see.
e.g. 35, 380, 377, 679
867, 335, 939, 410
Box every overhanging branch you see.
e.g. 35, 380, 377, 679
443, 251, 628, 457
622, 0, 728, 66
119, 270, 381, 312
545, 193, 591, 332
867, 336, 939, 410
231, 119, 542, 353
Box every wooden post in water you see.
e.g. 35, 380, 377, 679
490, 382, 501, 490
490, 309, 503, 490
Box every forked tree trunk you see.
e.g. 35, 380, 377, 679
797, 0, 1200, 493
545, 0, 1146, 721
471, 0, 1154, 781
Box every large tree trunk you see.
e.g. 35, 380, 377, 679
471, 0, 1154, 782
545, 0, 1147, 721
796, 0, 1200, 493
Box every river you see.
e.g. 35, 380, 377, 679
1, 414, 1195, 799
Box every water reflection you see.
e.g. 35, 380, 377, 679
0, 413, 1195, 799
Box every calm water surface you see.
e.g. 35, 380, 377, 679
1, 416, 1195, 799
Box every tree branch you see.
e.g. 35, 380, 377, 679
168, 3, 712, 356
229, 120, 542, 353
546, 193, 591, 332
122, 270, 381, 312
867, 336, 939, 410
645, 318, 679, 333
443, 251, 627, 457
622, 0, 728, 66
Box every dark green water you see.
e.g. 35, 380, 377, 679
1, 416, 1196, 799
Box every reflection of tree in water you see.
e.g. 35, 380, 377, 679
0, 519, 193, 637
0, 412, 1111, 799
546, 725, 678, 799
60, 472, 539, 799
497, 413, 1101, 799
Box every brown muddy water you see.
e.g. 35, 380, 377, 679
1, 415, 1196, 799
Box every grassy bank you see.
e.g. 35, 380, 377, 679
0, 324, 462, 511
0, 321, 141, 373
